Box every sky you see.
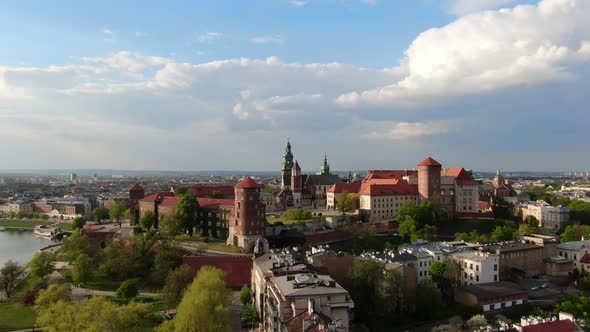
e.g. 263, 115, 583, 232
0, 0, 589, 172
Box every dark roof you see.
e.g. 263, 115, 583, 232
235, 177, 264, 189
581, 253, 590, 264
459, 281, 527, 301
308, 174, 343, 186
129, 184, 144, 192
522, 319, 579, 332
417, 157, 442, 167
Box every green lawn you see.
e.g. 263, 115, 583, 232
0, 220, 52, 229
206, 243, 243, 254
0, 275, 42, 331
53, 222, 75, 231
266, 216, 323, 225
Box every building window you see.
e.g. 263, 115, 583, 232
476, 265, 479, 272
476, 275, 479, 282
494, 264, 498, 271
494, 275, 498, 281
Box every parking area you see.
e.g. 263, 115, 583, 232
517, 276, 564, 301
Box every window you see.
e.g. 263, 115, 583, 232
470, 263, 473, 270
476, 265, 479, 272
494, 264, 498, 271
494, 275, 498, 281
476, 275, 479, 282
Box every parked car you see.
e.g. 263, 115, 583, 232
530, 286, 539, 291
540, 283, 549, 288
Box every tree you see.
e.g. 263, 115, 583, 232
109, 202, 127, 226
72, 254, 91, 285
554, 294, 590, 322
242, 304, 259, 327
72, 216, 86, 229
34, 284, 70, 309
466, 314, 488, 331
92, 207, 110, 222
117, 279, 139, 299
210, 191, 224, 199
61, 230, 92, 263
36, 296, 150, 332
30, 251, 55, 284
336, 192, 357, 215
430, 260, 450, 281
415, 281, 444, 321
139, 210, 155, 231
0, 260, 21, 298
151, 241, 183, 286
380, 270, 415, 321
240, 284, 252, 305
524, 215, 539, 228
423, 224, 438, 242
159, 266, 231, 332
176, 194, 200, 237
345, 260, 384, 328
175, 187, 188, 196
162, 266, 194, 308
160, 209, 180, 238
491, 226, 513, 241
282, 208, 313, 220
399, 217, 418, 242
560, 224, 590, 243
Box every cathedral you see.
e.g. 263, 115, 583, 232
276, 140, 345, 209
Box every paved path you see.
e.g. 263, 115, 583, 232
70, 286, 160, 299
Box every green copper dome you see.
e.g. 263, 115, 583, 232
282, 140, 294, 171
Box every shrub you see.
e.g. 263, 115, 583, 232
20, 288, 41, 305
116, 279, 139, 299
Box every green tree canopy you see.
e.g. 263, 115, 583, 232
139, 210, 155, 231
34, 284, 71, 309
117, 279, 139, 299
336, 192, 358, 215
162, 266, 194, 308
158, 266, 231, 332
109, 202, 127, 225
345, 260, 384, 328
0, 260, 22, 298
72, 216, 86, 229
30, 251, 55, 284
282, 208, 313, 220
176, 194, 200, 237
491, 226, 514, 241
240, 284, 252, 305
92, 207, 110, 221
72, 253, 92, 285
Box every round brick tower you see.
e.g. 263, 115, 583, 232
417, 157, 441, 205
228, 177, 266, 253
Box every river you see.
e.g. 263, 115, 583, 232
0, 229, 57, 267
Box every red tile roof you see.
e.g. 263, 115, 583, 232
522, 319, 579, 332
184, 184, 235, 198
160, 196, 180, 207
235, 177, 264, 189
441, 167, 478, 185
141, 192, 174, 202
327, 182, 362, 194
441, 167, 464, 177
364, 170, 417, 181
417, 157, 441, 167
581, 253, 590, 264
129, 184, 144, 192
197, 198, 234, 210
359, 179, 418, 196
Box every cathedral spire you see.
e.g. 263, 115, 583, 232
282, 140, 294, 171
320, 152, 331, 175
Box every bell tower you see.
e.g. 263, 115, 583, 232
281, 140, 294, 189
291, 161, 302, 208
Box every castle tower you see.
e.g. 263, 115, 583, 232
281, 140, 294, 189
320, 153, 331, 175
493, 170, 505, 188
291, 161, 302, 208
227, 177, 266, 253
128, 184, 145, 225
417, 157, 441, 205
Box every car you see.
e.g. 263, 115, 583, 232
530, 286, 539, 291
540, 283, 549, 288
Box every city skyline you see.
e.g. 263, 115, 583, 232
1, 0, 589, 171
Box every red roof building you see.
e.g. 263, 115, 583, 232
182, 184, 235, 199
235, 177, 264, 189
522, 319, 580, 332
327, 182, 362, 194
417, 157, 442, 167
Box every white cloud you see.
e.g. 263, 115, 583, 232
102, 28, 114, 35
250, 36, 284, 45
288, 0, 307, 6
135, 31, 147, 37
196, 31, 223, 43
448, 0, 520, 15
362, 121, 457, 141
337, 0, 590, 108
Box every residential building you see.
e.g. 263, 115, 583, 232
523, 201, 570, 230
580, 253, 590, 273
556, 240, 590, 270
515, 312, 584, 332
479, 241, 545, 279
450, 250, 499, 286
454, 281, 528, 312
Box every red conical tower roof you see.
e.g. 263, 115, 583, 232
235, 177, 264, 189
130, 184, 144, 192
417, 157, 441, 167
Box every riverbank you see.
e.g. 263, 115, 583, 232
0, 220, 52, 229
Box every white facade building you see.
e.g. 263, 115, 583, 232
450, 251, 499, 286
557, 240, 590, 271
524, 201, 570, 230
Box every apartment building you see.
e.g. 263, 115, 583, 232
523, 201, 570, 230
557, 240, 590, 271
450, 250, 499, 286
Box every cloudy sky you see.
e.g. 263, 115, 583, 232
0, 0, 589, 172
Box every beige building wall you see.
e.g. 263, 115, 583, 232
360, 194, 418, 222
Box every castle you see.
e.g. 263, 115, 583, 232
276, 140, 346, 209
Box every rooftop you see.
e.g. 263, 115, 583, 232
557, 240, 590, 251
522, 319, 579, 332
459, 281, 528, 301
235, 177, 264, 189
417, 157, 441, 167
